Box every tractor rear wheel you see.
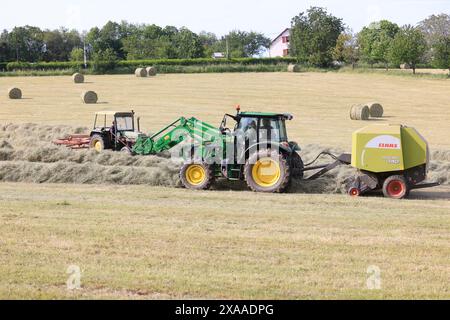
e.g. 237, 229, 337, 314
180, 162, 214, 190
382, 175, 409, 199
89, 134, 105, 153
290, 152, 304, 179
244, 149, 291, 193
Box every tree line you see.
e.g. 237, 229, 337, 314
290, 7, 450, 73
0, 8, 449, 74
0, 22, 270, 64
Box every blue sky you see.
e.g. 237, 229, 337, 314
1, 0, 449, 39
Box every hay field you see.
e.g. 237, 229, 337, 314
1, 72, 450, 149
0, 72, 449, 299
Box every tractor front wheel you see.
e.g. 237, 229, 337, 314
180, 162, 214, 190
89, 134, 105, 153
244, 149, 291, 193
382, 175, 409, 199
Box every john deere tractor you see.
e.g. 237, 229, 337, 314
132, 106, 304, 193
89, 111, 144, 153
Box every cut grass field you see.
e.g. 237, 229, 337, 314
1, 72, 450, 149
0, 72, 449, 299
0, 183, 449, 299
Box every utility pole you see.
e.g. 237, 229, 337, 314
226, 37, 229, 59
82, 31, 87, 69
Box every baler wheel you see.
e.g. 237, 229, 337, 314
382, 175, 409, 199
348, 187, 361, 197
180, 162, 214, 190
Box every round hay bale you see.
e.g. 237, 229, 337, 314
287, 64, 300, 72
81, 91, 98, 104
400, 63, 411, 70
135, 68, 147, 77
146, 66, 157, 76
350, 104, 370, 120
368, 102, 384, 118
8, 87, 22, 99
72, 73, 84, 83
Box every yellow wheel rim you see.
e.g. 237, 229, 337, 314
94, 140, 102, 152
252, 157, 281, 187
186, 165, 206, 186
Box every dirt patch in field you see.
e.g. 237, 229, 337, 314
0, 123, 448, 193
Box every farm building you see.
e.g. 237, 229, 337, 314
269, 28, 290, 57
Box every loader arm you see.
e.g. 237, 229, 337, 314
132, 117, 222, 156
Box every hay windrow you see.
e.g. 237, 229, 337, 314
0, 123, 448, 191
0, 123, 180, 186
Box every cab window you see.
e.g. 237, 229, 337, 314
116, 116, 134, 131
259, 118, 287, 142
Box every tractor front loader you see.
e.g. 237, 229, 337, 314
132, 106, 304, 193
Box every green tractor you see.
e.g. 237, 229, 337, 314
132, 106, 304, 193
89, 111, 144, 153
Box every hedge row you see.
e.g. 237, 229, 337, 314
5, 57, 298, 71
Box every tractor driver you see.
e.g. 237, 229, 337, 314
110, 121, 117, 138
260, 118, 278, 141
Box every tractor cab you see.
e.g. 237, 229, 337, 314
234, 112, 290, 143
219, 106, 299, 157
218, 106, 303, 184
90, 111, 142, 152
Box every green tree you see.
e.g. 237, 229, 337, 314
121, 24, 176, 59
333, 32, 359, 67
215, 30, 270, 58
43, 28, 81, 61
8, 26, 44, 62
432, 37, 450, 72
357, 20, 400, 68
92, 48, 117, 73
0, 30, 12, 62
389, 25, 427, 74
418, 14, 450, 63
198, 31, 218, 58
70, 47, 84, 62
171, 27, 204, 58
86, 21, 124, 59
290, 7, 344, 67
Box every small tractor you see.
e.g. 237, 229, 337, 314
54, 107, 438, 199
54, 111, 144, 153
